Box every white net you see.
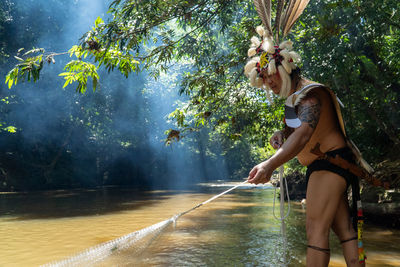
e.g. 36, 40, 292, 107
42, 217, 176, 267
41, 181, 247, 266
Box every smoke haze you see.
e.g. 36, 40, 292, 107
0, 0, 229, 190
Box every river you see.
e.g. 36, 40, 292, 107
1, 182, 399, 266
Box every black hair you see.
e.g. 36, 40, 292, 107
290, 67, 301, 80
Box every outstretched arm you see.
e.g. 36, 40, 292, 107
248, 94, 321, 184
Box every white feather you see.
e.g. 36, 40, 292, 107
244, 63, 255, 76
268, 58, 276, 74
251, 36, 261, 47
256, 25, 265, 37
280, 49, 290, 60
261, 37, 274, 53
278, 66, 291, 98
289, 51, 301, 62
248, 48, 257, 57
244, 65, 255, 77
244, 57, 259, 75
281, 58, 292, 73
279, 40, 293, 50
249, 68, 258, 86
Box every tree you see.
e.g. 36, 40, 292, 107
4, 0, 400, 177
295, 0, 400, 161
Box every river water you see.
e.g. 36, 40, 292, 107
1, 182, 399, 267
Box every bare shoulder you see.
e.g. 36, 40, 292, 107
299, 90, 321, 104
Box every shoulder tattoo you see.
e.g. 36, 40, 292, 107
297, 96, 321, 129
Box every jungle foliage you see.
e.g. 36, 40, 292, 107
1, 0, 399, 190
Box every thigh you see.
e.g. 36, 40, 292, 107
332, 194, 355, 239
306, 170, 347, 226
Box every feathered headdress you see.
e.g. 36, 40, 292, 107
244, 0, 310, 98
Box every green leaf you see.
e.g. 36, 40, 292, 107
92, 76, 98, 91
94, 17, 104, 27
4, 126, 17, 133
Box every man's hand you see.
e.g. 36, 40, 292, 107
247, 161, 273, 184
270, 130, 284, 149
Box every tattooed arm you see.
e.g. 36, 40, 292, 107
248, 94, 321, 184
297, 92, 321, 129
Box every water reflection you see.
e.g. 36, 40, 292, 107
0, 188, 193, 220
1, 183, 399, 266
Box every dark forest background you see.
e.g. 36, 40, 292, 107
0, 0, 399, 191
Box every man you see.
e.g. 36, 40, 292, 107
243, 20, 368, 265
247, 70, 363, 267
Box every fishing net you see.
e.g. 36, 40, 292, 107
42, 216, 178, 267
42, 181, 247, 266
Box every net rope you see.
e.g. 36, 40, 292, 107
272, 165, 292, 267
42, 180, 248, 267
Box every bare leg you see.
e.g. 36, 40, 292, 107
332, 195, 365, 267
306, 170, 346, 267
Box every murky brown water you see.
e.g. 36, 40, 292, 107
1, 182, 399, 267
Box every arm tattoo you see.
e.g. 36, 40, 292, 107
297, 99, 321, 129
